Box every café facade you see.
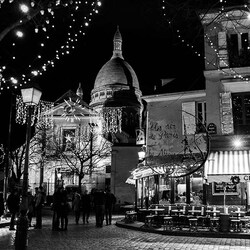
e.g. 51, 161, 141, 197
129, 6, 250, 211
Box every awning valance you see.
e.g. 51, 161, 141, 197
204, 150, 250, 183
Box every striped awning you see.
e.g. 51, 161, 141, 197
204, 150, 250, 183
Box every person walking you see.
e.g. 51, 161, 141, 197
72, 192, 81, 224
34, 186, 45, 229
60, 189, 70, 231
81, 190, 91, 224
52, 187, 63, 231
93, 189, 105, 227
6, 189, 20, 230
105, 189, 116, 225
27, 191, 34, 227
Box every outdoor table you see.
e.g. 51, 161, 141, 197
188, 209, 202, 216
231, 211, 245, 218
206, 210, 220, 217
171, 210, 183, 216
149, 208, 165, 215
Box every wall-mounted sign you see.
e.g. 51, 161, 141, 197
207, 123, 217, 134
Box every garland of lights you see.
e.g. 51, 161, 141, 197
15, 95, 54, 127
101, 107, 123, 133
61, 97, 86, 122
160, 0, 250, 83
0, 144, 5, 164
0, 0, 102, 93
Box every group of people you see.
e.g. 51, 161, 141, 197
1, 185, 116, 231
5, 186, 45, 230
52, 187, 116, 230
92, 188, 116, 227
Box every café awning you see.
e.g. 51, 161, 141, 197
204, 150, 250, 183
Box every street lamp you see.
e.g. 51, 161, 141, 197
138, 145, 146, 164
15, 84, 42, 250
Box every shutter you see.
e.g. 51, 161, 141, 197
220, 92, 234, 134
218, 31, 228, 68
182, 102, 196, 135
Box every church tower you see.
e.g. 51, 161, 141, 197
89, 27, 146, 203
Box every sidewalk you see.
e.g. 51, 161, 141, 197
116, 219, 250, 239
2, 212, 250, 240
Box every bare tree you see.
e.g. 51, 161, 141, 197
50, 125, 111, 192
8, 122, 53, 189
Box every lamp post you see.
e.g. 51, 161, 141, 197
15, 85, 42, 250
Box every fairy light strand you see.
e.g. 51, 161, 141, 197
0, 0, 102, 93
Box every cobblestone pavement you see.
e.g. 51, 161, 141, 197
0, 213, 250, 250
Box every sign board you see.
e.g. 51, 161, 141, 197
213, 182, 237, 195
159, 184, 170, 191
207, 123, 217, 134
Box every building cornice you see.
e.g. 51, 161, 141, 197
142, 90, 206, 103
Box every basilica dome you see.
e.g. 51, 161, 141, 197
90, 27, 141, 109
94, 57, 140, 90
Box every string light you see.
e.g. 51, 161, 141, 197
160, 0, 250, 83
0, 0, 103, 93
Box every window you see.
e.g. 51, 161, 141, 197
182, 101, 206, 135
107, 90, 112, 97
241, 33, 249, 51
105, 178, 111, 190
196, 102, 206, 133
100, 91, 105, 98
106, 165, 111, 173
62, 129, 75, 151
228, 33, 250, 67
232, 93, 250, 134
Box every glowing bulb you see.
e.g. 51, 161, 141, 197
19, 4, 29, 13
10, 77, 18, 84
233, 138, 243, 148
16, 30, 24, 38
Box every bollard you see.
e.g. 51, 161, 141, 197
15, 211, 29, 250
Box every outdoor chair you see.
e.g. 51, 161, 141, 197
163, 216, 173, 231
188, 217, 198, 232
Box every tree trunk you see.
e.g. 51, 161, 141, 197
78, 175, 83, 194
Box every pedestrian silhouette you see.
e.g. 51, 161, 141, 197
72, 192, 81, 224
81, 190, 91, 224
105, 189, 116, 225
93, 189, 105, 227
6, 189, 20, 230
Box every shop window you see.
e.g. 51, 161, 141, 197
232, 92, 250, 134
62, 128, 75, 151
212, 182, 238, 195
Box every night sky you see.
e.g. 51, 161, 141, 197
0, 0, 244, 149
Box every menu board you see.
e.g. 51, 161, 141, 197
213, 182, 237, 194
